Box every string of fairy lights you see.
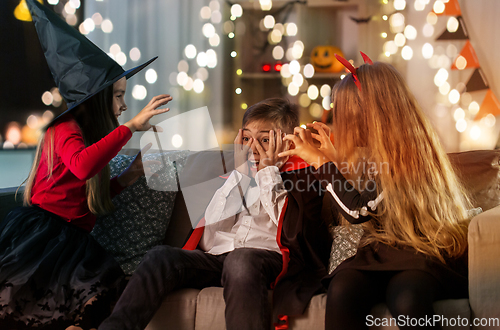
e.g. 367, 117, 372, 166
378, 0, 496, 145
5, 0, 344, 149
3, 0, 497, 149
170, 1, 222, 95
225, 0, 334, 122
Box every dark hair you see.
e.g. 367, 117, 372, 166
73, 84, 118, 144
242, 98, 299, 134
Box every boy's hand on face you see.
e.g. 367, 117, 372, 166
254, 129, 290, 171
234, 129, 252, 175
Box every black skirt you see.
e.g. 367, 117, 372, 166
0, 206, 125, 329
323, 240, 469, 300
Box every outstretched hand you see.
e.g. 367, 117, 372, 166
278, 126, 329, 170
124, 94, 172, 133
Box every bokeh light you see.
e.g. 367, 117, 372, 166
455, 119, 467, 132
307, 85, 319, 100
129, 47, 141, 61
272, 46, 284, 60
193, 79, 204, 93
101, 19, 113, 33
285, 23, 297, 36
422, 43, 433, 59
230, 4, 243, 18
185, 44, 197, 59
145, 69, 158, 84
303, 64, 314, 78
132, 85, 147, 100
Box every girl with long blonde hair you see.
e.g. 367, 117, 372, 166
280, 55, 471, 329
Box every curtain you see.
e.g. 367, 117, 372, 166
84, 0, 227, 149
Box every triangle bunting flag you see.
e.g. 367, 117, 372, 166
437, 16, 468, 40
451, 41, 480, 70
475, 89, 500, 121
434, 0, 462, 16
466, 69, 489, 93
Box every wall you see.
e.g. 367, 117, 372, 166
84, 0, 228, 149
0, 149, 35, 189
405, 0, 500, 152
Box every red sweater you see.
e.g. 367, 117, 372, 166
31, 117, 132, 232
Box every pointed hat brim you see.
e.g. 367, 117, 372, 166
25, 0, 158, 128
45, 56, 158, 128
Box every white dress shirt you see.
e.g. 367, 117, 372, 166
200, 166, 287, 255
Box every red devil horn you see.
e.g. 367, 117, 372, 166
334, 54, 357, 75
360, 51, 373, 65
335, 53, 361, 91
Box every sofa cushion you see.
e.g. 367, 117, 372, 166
91, 151, 188, 275
150, 288, 470, 330
146, 288, 199, 330
194, 287, 228, 330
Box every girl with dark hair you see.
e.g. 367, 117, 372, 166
0, 1, 172, 328
0, 76, 171, 329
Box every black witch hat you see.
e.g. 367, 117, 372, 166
26, 0, 157, 127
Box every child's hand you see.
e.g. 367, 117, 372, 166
255, 129, 289, 171
279, 127, 329, 170
307, 122, 338, 164
124, 94, 172, 132
234, 129, 252, 175
117, 143, 159, 187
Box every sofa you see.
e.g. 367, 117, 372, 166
1, 149, 500, 330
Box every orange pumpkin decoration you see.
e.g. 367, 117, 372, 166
310, 46, 344, 73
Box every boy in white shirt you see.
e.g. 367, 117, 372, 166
100, 98, 299, 330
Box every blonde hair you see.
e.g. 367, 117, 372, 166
331, 61, 471, 262
22, 84, 117, 216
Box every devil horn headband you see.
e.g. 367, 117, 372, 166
334, 51, 373, 91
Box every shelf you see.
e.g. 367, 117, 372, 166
229, 0, 361, 131
232, 0, 360, 10
240, 73, 282, 79
239, 72, 343, 79
308, 72, 344, 79
307, 0, 360, 8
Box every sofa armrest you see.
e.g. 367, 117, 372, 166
469, 205, 500, 328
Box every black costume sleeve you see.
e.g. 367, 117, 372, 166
314, 162, 382, 224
